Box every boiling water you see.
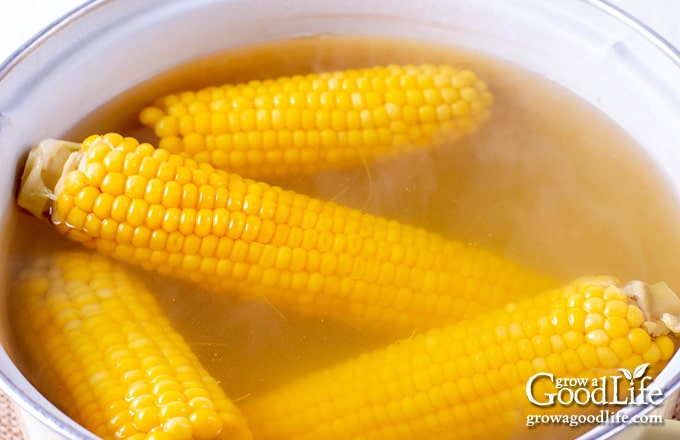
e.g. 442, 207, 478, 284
7, 35, 680, 436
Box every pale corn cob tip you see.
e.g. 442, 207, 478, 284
18, 138, 81, 218
239, 277, 680, 440
16, 133, 555, 336
139, 64, 494, 179
12, 251, 253, 440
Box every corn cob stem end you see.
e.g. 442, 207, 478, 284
18, 139, 80, 218
625, 280, 680, 336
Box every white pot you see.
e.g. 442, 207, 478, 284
1, 1, 679, 439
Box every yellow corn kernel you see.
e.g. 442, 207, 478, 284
139, 64, 493, 179
11, 251, 252, 440
240, 277, 679, 440
18, 134, 553, 335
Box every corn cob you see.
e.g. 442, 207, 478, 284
239, 277, 680, 440
11, 251, 252, 440
139, 64, 493, 179
17, 133, 553, 335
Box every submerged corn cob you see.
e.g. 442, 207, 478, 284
139, 64, 493, 179
17, 133, 553, 335
240, 277, 680, 440
11, 251, 252, 440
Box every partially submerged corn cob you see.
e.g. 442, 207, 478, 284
11, 251, 252, 440
17, 133, 553, 335
139, 64, 493, 179
240, 277, 680, 440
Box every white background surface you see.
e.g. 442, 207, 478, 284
1, 0, 680, 65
